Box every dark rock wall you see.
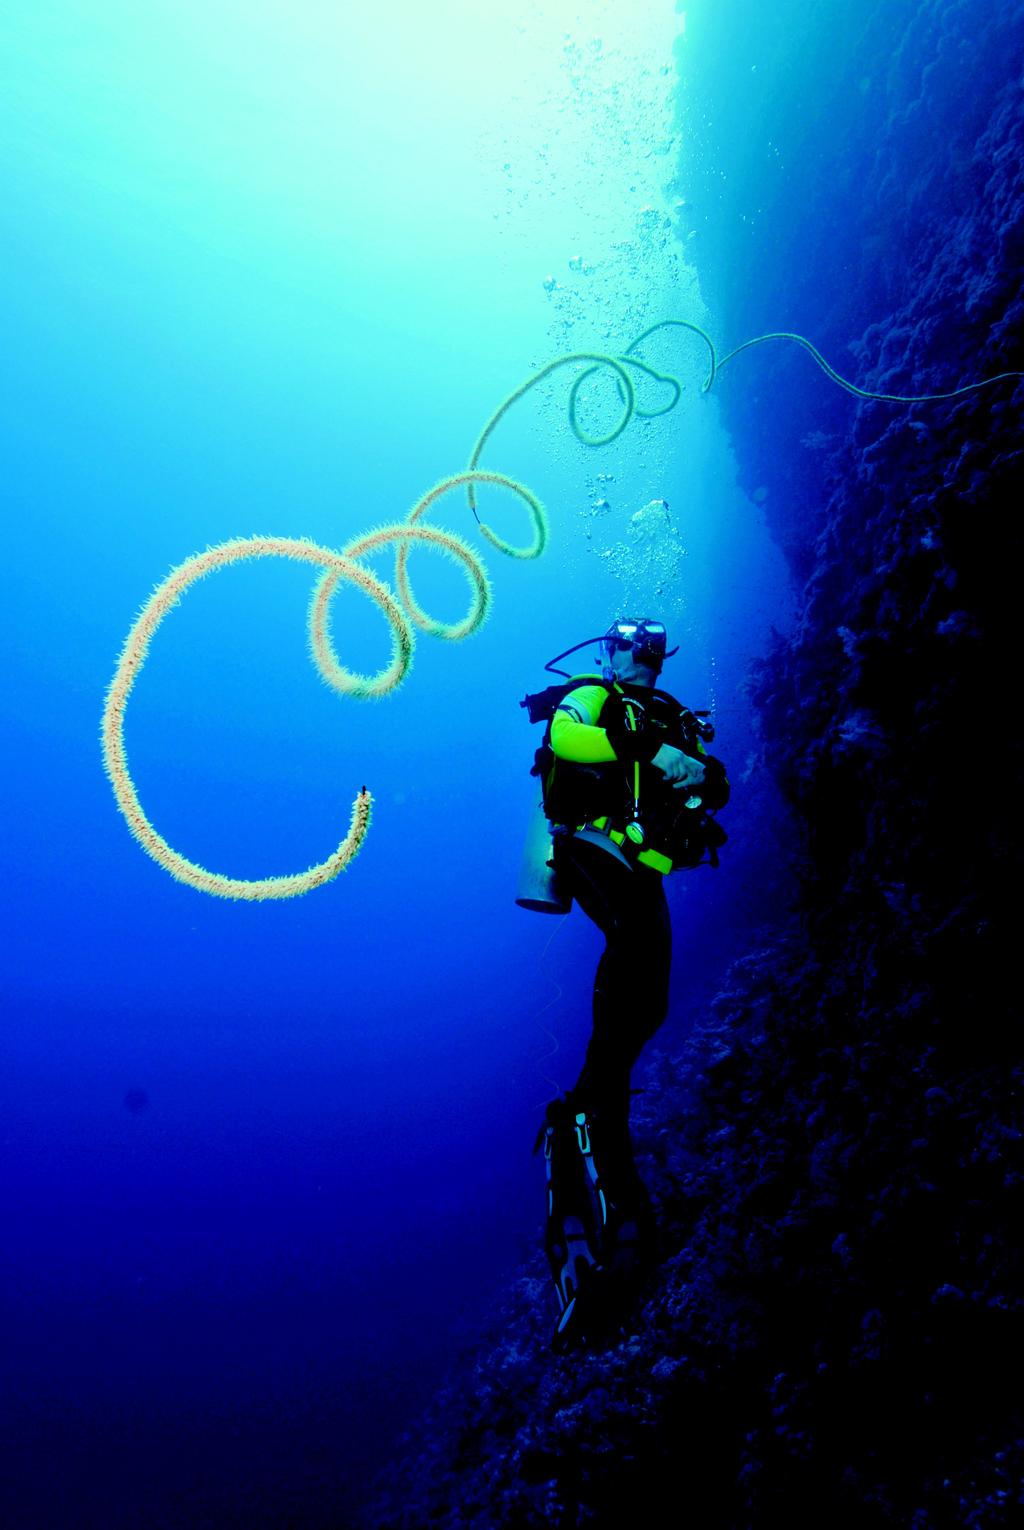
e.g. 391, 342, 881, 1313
360, 3, 1024, 1524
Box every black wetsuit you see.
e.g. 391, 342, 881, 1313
543, 674, 724, 1220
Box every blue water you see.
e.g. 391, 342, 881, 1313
2, 4, 793, 1525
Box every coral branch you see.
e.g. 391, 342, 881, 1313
102, 537, 378, 899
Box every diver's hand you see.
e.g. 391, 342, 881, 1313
652, 744, 706, 790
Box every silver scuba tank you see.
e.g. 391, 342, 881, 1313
515, 797, 572, 913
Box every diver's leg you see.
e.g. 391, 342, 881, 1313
590, 874, 670, 1254
564, 847, 672, 1123
539, 1097, 603, 1342
555, 842, 672, 1246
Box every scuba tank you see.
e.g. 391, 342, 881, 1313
515, 796, 572, 914
514, 675, 594, 914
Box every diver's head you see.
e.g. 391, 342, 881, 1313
599, 618, 672, 686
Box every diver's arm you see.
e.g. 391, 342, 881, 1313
550, 684, 663, 767
550, 685, 618, 764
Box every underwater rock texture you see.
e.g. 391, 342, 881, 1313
361, 2, 1024, 1524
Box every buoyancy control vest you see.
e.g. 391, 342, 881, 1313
521, 673, 730, 872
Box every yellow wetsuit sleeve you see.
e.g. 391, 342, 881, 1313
550, 683, 618, 764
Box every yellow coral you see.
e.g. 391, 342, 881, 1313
103, 480, 536, 899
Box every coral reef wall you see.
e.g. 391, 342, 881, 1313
361, 3, 1024, 1524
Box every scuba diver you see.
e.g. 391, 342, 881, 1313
518, 618, 730, 1349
